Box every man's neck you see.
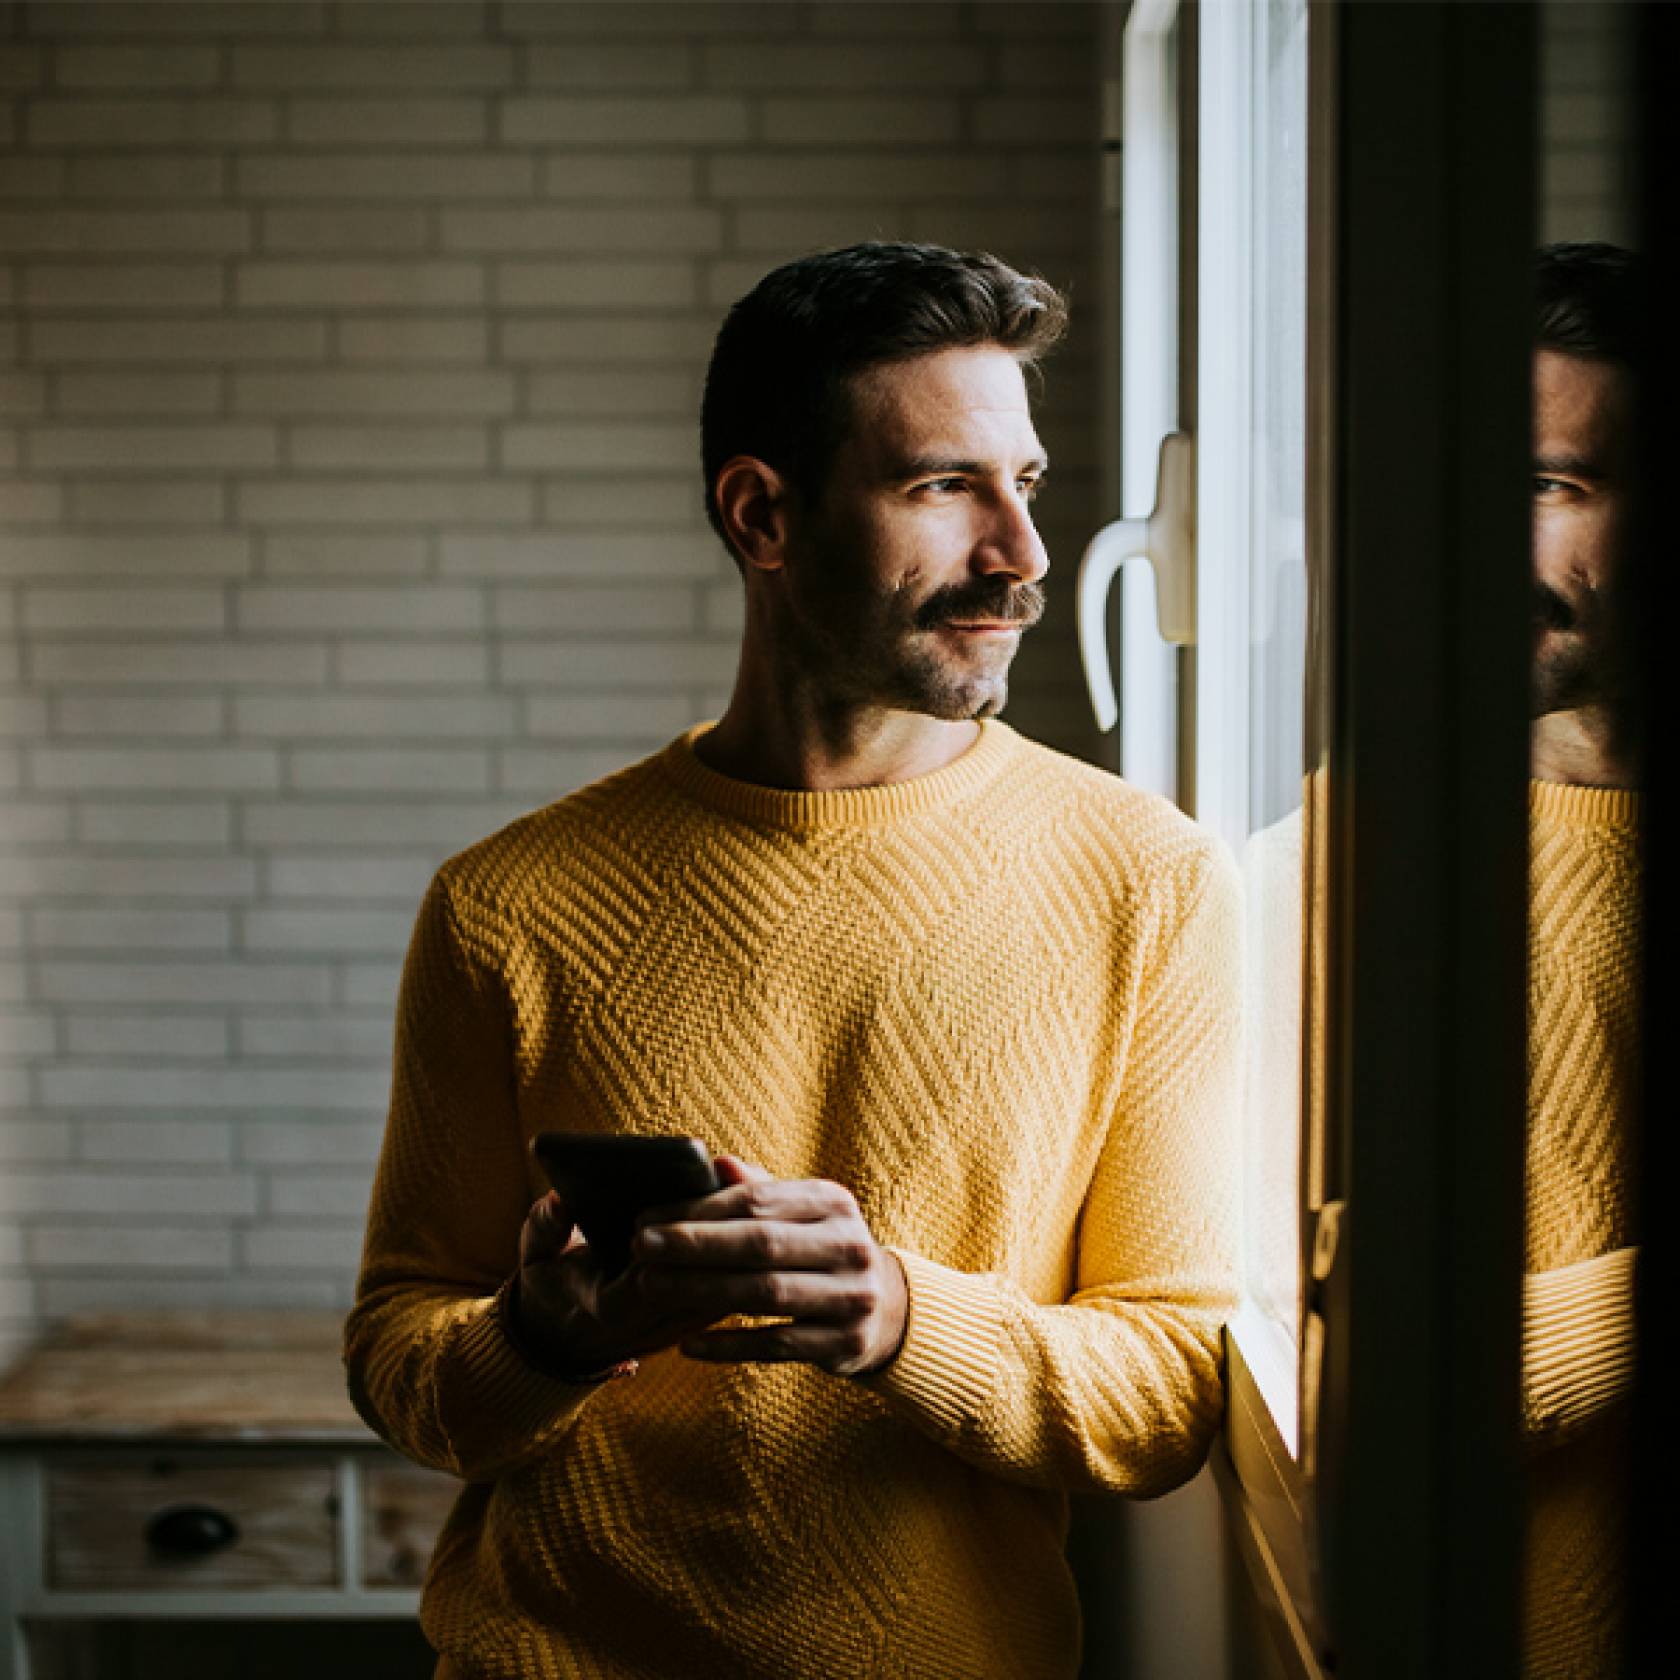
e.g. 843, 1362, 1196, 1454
1530, 706, 1640, 790
694, 704, 983, 793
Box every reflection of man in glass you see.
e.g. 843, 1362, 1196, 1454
1522, 241, 1642, 1678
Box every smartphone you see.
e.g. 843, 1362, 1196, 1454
530, 1132, 721, 1278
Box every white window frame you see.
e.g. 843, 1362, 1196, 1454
1117, 0, 1182, 801
1195, 0, 1304, 1455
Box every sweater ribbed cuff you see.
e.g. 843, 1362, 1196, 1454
1523, 1247, 1637, 1443
438, 1292, 614, 1461
495, 1272, 639, 1384
859, 1250, 1002, 1438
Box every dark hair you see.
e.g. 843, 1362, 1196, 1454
1536, 242, 1645, 366
700, 242, 1068, 563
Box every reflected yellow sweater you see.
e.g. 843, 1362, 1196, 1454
1521, 781, 1640, 1679
344, 719, 1240, 1680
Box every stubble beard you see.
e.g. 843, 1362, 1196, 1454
885, 636, 1013, 720
784, 592, 1016, 721
1530, 630, 1642, 782
1531, 633, 1591, 720
781, 539, 1026, 722
1531, 595, 1632, 723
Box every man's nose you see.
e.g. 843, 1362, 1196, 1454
975, 489, 1049, 585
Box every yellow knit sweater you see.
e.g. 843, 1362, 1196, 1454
344, 717, 1240, 1680
1521, 780, 1640, 1679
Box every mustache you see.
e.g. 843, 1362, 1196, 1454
1533, 582, 1577, 632
917, 580, 1047, 631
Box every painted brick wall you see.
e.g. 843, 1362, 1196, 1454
0, 0, 1102, 1363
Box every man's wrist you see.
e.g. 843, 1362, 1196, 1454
495, 1271, 638, 1385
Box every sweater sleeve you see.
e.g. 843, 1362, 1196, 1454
862, 842, 1241, 1498
1521, 1245, 1637, 1450
342, 874, 601, 1483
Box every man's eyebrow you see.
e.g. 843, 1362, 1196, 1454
1533, 450, 1604, 480
890, 453, 1050, 482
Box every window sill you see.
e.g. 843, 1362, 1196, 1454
1227, 1295, 1300, 1457
1216, 1308, 1326, 1680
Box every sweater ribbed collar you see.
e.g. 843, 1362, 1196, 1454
1530, 778, 1641, 831
658, 717, 1020, 832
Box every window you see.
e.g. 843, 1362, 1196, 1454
1082, 4, 1550, 1674
1195, 0, 1311, 1450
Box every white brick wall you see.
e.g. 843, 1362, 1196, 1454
1541, 1, 1636, 246
0, 0, 1102, 1363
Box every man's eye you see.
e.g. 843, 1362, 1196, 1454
920, 477, 967, 495
1534, 475, 1575, 497
1019, 476, 1044, 501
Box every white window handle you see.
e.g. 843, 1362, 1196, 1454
1075, 430, 1197, 733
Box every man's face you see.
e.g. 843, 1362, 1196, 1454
1532, 348, 1634, 719
772, 344, 1049, 723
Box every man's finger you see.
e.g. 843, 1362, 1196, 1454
637, 1176, 853, 1232
679, 1322, 874, 1371
630, 1153, 775, 1227
633, 1216, 872, 1272
635, 1263, 873, 1322
713, 1153, 772, 1186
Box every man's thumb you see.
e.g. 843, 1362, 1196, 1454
520, 1190, 577, 1264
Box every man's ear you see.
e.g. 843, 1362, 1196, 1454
714, 456, 794, 575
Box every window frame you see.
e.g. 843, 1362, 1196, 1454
1116, 0, 1186, 803
1191, 0, 1308, 1455
1209, 4, 1536, 1676
1307, 7, 1533, 1673
1198, 0, 1324, 1668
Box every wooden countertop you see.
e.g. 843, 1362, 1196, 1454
0, 1312, 373, 1446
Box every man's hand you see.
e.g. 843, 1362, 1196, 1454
635, 1162, 909, 1377
512, 1155, 908, 1380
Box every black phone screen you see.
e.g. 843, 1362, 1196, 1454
530, 1132, 720, 1277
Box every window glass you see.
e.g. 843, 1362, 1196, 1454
1200, 0, 1310, 1438
1521, 4, 1640, 1669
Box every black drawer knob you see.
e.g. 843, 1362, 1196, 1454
145, 1504, 241, 1557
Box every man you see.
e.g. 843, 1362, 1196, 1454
1521, 240, 1643, 1678
344, 243, 1239, 1680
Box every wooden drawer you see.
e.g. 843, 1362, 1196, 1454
46, 1457, 339, 1591
360, 1460, 459, 1588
